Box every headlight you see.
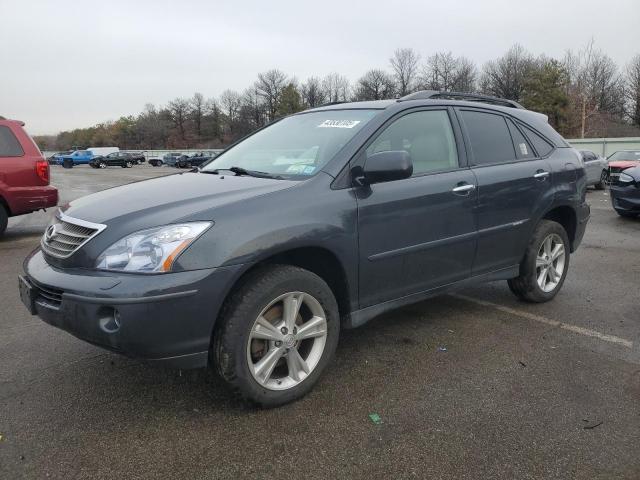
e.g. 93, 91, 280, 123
618, 173, 634, 183
95, 222, 211, 273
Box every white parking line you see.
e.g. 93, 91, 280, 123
452, 294, 634, 349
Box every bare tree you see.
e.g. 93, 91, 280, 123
354, 69, 396, 100
219, 89, 242, 133
626, 54, 640, 128
564, 40, 625, 137
240, 87, 266, 130
255, 69, 288, 121
167, 97, 190, 141
322, 73, 351, 103
480, 44, 533, 100
190, 92, 205, 139
454, 57, 477, 92
390, 48, 420, 96
301, 77, 326, 107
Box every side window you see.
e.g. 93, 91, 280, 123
520, 124, 554, 157
460, 110, 516, 165
366, 110, 458, 176
506, 119, 534, 160
0, 126, 25, 157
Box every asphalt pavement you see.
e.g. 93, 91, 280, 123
1, 165, 639, 479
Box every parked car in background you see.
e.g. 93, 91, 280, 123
162, 152, 184, 167
148, 157, 163, 167
177, 152, 214, 168
56, 150, 94, 167
47, 151, 72, 165
607, 150, 640, 183
89, 152, 141, 169
579, 150, 608, 189
609, 165, 640, 218
20, 91, 589, 406
0, 118, 58, 236
87, 147, 119, 157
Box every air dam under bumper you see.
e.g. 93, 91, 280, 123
22, 250, 243, 369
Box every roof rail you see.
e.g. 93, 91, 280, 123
398, 90, 524, 109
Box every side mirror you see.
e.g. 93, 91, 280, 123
362, 150, 413, 184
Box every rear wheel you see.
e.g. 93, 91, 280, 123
125, 160, 133, 168
213, 265, 339, 407
0, 204, 7, 237
508, 220, 570, 303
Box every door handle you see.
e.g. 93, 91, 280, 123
533, 171, 550, 180
452, 183, 476, 195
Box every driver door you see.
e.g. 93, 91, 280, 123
356, 108, 478, 308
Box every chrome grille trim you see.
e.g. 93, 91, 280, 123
41, 211, 107, 259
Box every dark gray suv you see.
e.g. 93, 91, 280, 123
19, 91, 590, 407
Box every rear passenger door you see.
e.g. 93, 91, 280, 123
456, 108, 554, 276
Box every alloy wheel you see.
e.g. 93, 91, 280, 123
535, 233, 566, 293
246, 291, 328, 391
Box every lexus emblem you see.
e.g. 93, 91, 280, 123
45, 224, 59, 242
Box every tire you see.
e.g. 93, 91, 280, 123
62, 159, 73, 169
508, 220, 570, 303
594, 170, 607, 190
185, 162, 192, 169
125, 161, 133, 168
99, 162, 107, 169
213, 265, 339, 407
0, 204, 7, 237
615, 209, 637, 218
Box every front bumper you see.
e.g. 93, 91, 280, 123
21, 250, 243, 369
610, 184, 640, 214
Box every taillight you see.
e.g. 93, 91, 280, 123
36, 159, 50, 183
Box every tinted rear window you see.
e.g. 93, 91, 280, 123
520, 125, 554, 157
460, 110, 516, 165
0, 125, 24, 157
506, 119, 534, 160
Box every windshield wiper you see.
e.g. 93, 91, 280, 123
204, 166, 282, 179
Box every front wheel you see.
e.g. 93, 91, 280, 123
99, 162, 107, 169
594, 170, 607, 190
508, 220, 570, 303
213, 265, 339, 407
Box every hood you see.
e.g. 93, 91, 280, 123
609, 160, 640, 169
62, 171, 297, 225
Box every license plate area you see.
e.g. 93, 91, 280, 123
19, 275, 37, 315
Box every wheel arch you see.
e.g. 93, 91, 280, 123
0, 195, 12, 216
218, 245, 352, 328
541, 204, 578, 252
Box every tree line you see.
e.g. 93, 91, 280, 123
35, 41, 640, 151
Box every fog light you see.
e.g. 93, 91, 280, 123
98, 307, 121, 333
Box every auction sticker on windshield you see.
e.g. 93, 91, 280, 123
318, 120, 361, 128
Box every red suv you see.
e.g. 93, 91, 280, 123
0, 118, 58, 236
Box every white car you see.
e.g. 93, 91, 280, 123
580, 150, 608, 189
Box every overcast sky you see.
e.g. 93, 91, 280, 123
1, 0, 639, 135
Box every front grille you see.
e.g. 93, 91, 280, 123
41, 212, 106, 259
32, 280, 63, 309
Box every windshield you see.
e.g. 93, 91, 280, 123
608, 151, 640, 161
201, 109, 379, 178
